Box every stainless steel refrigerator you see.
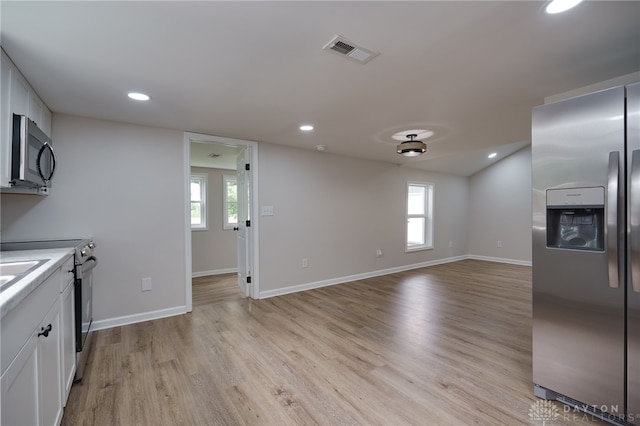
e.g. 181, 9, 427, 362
532, 82, 640, 425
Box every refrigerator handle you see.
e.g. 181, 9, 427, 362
607, 151, 621, 289
631, 150, 640, 293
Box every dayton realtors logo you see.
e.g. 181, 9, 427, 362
529, 400, 560, 425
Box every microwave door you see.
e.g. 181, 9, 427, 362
11, 114, 55, 188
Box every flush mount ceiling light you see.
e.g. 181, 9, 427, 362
396, 134, 427, 157
546, 0, 583, 14
127, 92, 150, 101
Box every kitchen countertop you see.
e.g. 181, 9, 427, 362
0, 248, 74, 319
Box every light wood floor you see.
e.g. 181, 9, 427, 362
61, 260, 606, 425
192, 273, 246, 307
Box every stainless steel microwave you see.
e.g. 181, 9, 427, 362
10, 114, 56, 191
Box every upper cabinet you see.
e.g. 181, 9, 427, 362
1, 50, 13, 188
0, 48, 52, 188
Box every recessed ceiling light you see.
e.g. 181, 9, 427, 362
545, 0, 583, 14
128, 92, 150, 101
300, 124, 314, 131
488, 152, 497, 159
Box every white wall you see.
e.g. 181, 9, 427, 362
468, 146, 532, 264
191, 166, 237, 275
0, 114, 187, 326
257, 143, 469, 294
2, 113, 535, 326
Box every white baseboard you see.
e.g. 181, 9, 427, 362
192, 268, 237, 278
94, 255, 531, 330
91, 305, 188, 331
467, 255, 532, 267
258, 255, 468, 299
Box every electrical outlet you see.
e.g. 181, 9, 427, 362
302, 258, 308, 268
142, 277, 152, 292
497, 241, 502, 248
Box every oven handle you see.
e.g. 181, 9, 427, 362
81, 256, 98, 274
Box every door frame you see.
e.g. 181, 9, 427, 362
183, 131, 260, 312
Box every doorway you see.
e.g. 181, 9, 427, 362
183, 132, 259, 312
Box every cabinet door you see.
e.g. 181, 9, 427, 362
1, 333, 39, 426
0, 51, 13, 187
60, 280, 76, 402
11, 72, 29, 118
38, 302, 62, 426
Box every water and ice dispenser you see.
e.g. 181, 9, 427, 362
546, 187, 605, 251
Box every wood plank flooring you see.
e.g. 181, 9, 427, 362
61, 260, 606, 425
192, 273, 245, 307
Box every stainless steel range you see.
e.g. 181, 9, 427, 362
0, 238, 97, 381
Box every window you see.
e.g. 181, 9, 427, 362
190, 174, 207, 230
406, 182, 434, 251
223, 175, 238, 230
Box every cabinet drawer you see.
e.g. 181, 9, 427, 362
1, 268, 60, 374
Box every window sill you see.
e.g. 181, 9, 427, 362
405, 245, 434, 253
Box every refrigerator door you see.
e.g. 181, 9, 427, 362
532, 86, 626, 411
628, 81, 640, 418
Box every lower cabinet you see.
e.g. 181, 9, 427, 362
37, 301, 63, 426
60, 278, 76, 402
1, 255, 74, 426
1, 300, 62, 426
0, 334, 38, 426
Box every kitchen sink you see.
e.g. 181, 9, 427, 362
1, 260, 42, 275
0, 259, 48, 292
0, 275, 16, 286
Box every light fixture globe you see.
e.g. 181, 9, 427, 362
396, 134, 427, 156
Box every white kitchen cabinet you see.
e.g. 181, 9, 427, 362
9, 58, 51, 136
37, 300, 63, 426
60, 258, 76, 402
28, 89, 51, 135
0, 49, 13, 188
0, 332, 38, 426
1, 295, 62, 426
1, 254, 73, 425
11, 71, 30, 119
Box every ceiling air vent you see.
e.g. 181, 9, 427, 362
323, 35, 379, 64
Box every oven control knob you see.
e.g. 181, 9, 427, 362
89, 242, 95, 249
81, 248, 89, 256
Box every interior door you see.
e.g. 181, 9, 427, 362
236, 148, 251, 297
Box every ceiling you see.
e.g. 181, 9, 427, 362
1, 1, 638, 175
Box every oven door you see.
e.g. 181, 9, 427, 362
11, 114, 56, 188
75, 256, 97, 352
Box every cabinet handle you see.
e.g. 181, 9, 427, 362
38, 324, 52, 338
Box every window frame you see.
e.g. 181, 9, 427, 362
190, 173, 208, 231
223, 174, 238, 230
405, 181, 434, 252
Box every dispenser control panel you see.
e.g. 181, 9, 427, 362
546, 187, 605, 207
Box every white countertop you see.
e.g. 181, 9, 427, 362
0, 248, 74, 318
